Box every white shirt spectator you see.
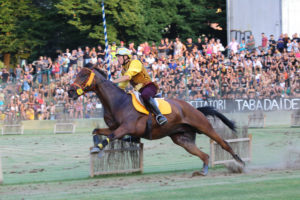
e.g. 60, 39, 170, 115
146, 56, 155, 65
228, 39, 239, 53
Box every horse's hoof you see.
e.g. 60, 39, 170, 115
192, 164, 209, 177
200, 164, 209, 176
90, 147, 100, 154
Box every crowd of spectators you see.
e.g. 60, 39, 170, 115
0, 32, 299, 121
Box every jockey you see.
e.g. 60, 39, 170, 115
112, 47, 168, 126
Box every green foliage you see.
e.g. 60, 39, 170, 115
0, 0, 227, 61
56, 0, 145, 45
0, 0, 43, 54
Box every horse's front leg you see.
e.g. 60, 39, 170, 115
92, 128, 112, 136
94, 125, 131, 151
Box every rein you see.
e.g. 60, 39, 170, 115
71, 68, 95, 95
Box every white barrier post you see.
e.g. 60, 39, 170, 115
0, 155, 3, 184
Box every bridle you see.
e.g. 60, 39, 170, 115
71, 67, 95, 95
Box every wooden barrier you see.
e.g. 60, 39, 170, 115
90, 138, 143, 177
0, 154, 3, 184
54, 123, 76, 134
291, 114, 300, 127
54, 113, 76, 134
291, 110, 300, 127
210, 134, 252, 167
248, 111, 265, 128
209, 121, 252, 167
1, 124, 24, 135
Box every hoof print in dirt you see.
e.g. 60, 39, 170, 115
191, 171, 207, 177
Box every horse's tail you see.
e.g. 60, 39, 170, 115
197, 106, 236, 132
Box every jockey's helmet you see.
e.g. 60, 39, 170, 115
116, 48, 132, 58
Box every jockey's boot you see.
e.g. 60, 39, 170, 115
147, 97, 168, 126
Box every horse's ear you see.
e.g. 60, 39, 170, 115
84, 62, 94, 69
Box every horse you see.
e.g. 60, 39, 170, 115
68, 67, 245, 175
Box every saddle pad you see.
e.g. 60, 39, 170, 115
129, 92, 172, 115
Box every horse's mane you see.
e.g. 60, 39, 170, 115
84, 63, 108, 79
93, 67, 108, 79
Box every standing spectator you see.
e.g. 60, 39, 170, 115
269, 35, 277, 54
165, 38, 173, 56
1, 68, 10, 83
196, 37, 204, 54
292, 39, 299, 52
119, 41, 125, 48
277, 34, 285, 52
97, 45, 105, 62
62, 54, 70, 74
246, 35, 255, 52
239, 39, 246, 52
174, 37, 186, 57
77, 47, 84, 68
128, 42, 137, 56
186, 38, 195, 53
14, 64, 23, 82
137, 43, 144, 58
283, 33, 290, 48
69, 50, 78, 70
150, 42, 158, 57
261, 33, 268, 52
143, 42, 151, 57
83, 46, 91, 65
158, 39, 167, 58
286, 39, 293, 53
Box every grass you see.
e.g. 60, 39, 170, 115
1, 170, 300, 200
0, 111, 300, 199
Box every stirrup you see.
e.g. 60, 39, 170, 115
156, 114, 168, 126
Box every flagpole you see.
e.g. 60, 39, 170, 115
101, 0, 111, 80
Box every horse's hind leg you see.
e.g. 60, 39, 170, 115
195, 121, 245, 166
170, 132, 209, 176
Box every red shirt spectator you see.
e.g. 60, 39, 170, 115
261, 33, 268, 49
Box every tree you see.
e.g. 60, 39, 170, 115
0, 0, 43, 67
171, 0, 227, 42
139, 0, 178, 43
56, 0, 145, 46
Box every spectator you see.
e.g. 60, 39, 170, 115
246, 35, 255, 52
261, 33, 268, 52
158, 39, 167, 58
227, 38, 239, 54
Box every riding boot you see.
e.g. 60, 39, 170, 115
146, 97, 168, 126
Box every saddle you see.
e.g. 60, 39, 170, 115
130, 91, 172, 115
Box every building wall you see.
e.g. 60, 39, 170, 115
227, 0, 281, 45
282, 0, 300, 37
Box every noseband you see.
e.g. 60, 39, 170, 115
71, 68, 95, 95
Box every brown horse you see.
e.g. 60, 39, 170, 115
68, 67, 245, 175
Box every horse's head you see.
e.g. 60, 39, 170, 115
68, 67, 96, 100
